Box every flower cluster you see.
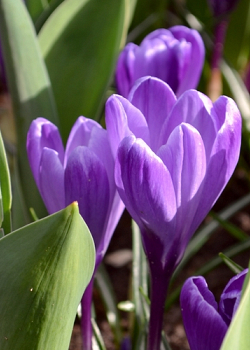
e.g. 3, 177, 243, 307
26, 24, 242, 350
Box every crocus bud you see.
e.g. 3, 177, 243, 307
180, 269, 248, 350
27, 116, 124, 267
116, 26, 205, 98
208, 0, 240, 18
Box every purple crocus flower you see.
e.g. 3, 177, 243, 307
27, 116, 124, 350
27, 116, 124, 266
180, 269, 248, 350
115, 26, 204, 99
105, 76, 241, 350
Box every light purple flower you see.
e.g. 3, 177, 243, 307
180, 269, 248, 350
26, 116, 124, 267
115, 26, 205, 98
105, 76, 241, 350
106, 76, 241, 275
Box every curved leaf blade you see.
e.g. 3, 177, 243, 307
0, 131, 12, 234
0, 0, 59, 219
0, 202, 95, 350
39, 0, 127, 142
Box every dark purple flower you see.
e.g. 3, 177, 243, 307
180, 269, 248, 350
116, 26, 204, 98
208, 0, 240, 17
105, 76, 241, 350
26, 116, 124, 267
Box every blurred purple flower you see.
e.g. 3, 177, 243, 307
180, 269, 248, 350
208, 0, 240, 17
27, 116, 124, 267
105, 76, 241, 350
115, 26, 204, 99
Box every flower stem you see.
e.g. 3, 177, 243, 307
81, 277, 94, 350
146, 267, 170, 350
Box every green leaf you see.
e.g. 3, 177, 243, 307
220, 267, 250, 350
0, 0, 59, 219
92, 318, 107, 350
25, 0, 46, 23
210, 211, 249, 241
221, 60, 250, 135
131, 220, 149, 350
95, 263, 122, 346
219, 253, 244, 274
39, 0, 128, 142
35, 0, 65, 32
0, 131, 12, 234
224, 0, 250, 70
0, 202, 95, 350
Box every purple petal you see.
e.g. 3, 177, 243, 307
180, 276, 227, 350
39, 148, 65, 214
105, 94, 150, 157
115, 42, 138, 97
96, 191, 125, 267
133, 31, 181, 92
169, 26, 205, 96
114, 135, 176, 249
219, 269, 248, 325
189, 96, 242, 233
26, 118, 64, 187
160, 90, 217, 159
65, 146, 110, 250
65, 116, 102, 165
157, 123, 206, 256
129, 77, 176, 152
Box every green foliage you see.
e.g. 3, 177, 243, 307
0, 0, 59, 220
0, 202, 95, 350
38, 0, 129, 142
0, 131, 12, 234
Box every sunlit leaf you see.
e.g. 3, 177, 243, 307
39, 0, 128, 142
0, 0, 59, 219
0, 202, 95, 350
0, 131, 12, 234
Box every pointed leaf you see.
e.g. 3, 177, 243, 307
25, 0, 45, 23
39, 0, 128, 142
0, 202, 95, 350
0, 131, 12, 234
218, 253, 244, 274
0, 0, 59, 219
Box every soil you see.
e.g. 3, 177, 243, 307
69, 168, 250, 350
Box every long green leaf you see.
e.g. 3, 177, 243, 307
0, 202, 95, 350
220, 267, 250, 350
0, 0, 59, 220
224, 0, 250, 70
25, 0, 46, 23
132, 220, 149, 350
39, 0, 128, 142
95, 263, 122, 346
0, 131, 12, 234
